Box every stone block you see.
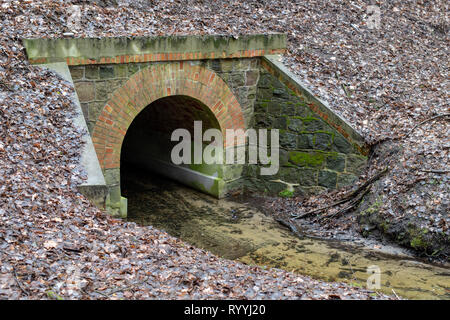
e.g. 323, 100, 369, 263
80, 103, 89, 121
346, 154, 367, 174
268, 100, 282, 115
326, 153, 346, 172
108, 184, 122, 205
244, 164, 259, 177
85, 66, 99, 80
114, 64, 128, 78
104, 168, 120, 185
245, 70, 259, 86
332, 134, 353, 154
254, 101, 268, 113
234, 59, 251, 71
221, 59, 234, 72
231, 72, 245, 87
236, 87, 249, 105
318, 170, 337, 189
279, 131, 297, 149
209, 59, 222, 72
273, 87, 289, 99
278, 148, 289, 166
304, 118, 325, 132
279, 167, 300, 183
254, 113, 272, 128
273, 116, 287, 130
218, 72, 230, 83
282, 102, 296, 116
314, 132, 332, 151
249, 58, 259, 69
288, 118, 304, 132
87, 120, 96, 134
246, 86, 257, 101
298, 168, 318, 186
258, 73, 273, 88
120, 197, 127, 218
110, 79, 126, 92
95, 81, 109, 101
70, 67, 84, 80
337, 173, 358, 189
99, 65, 115, 79
256, 88, 273, 100
296, 104, 310, 117
302, 186, 327, 195
75, 82, 95, 102
297, 134, 314, 149
222, 164, 244, 181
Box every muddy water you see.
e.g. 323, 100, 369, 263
122, 169, 450, 300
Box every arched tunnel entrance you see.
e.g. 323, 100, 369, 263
88, 61, 247, 216
120, 95, 225, 199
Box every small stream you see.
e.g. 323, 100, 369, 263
122, 168, 450, 300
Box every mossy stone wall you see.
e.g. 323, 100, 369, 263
247, 69, 367, 195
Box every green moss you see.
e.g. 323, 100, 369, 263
360, 198, 382, 216
190, 180, 221, 198
315, 130, 336, 138
279, 189, 294, 198
301, 116, 320, 122
46, 291, 64, 300
189, 163, 221, 177
289, 151, 326, 168
407, 226, 431, 251
380, 220, 390, 233
410, 235, 428, 250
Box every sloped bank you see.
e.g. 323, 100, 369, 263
355, 141, 449, 261
238, 56, 448, 262
270, 139, 449, 263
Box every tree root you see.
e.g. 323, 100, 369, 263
319, 185, 371, 222
405, 113, 450, 138
291, 167, 388, 220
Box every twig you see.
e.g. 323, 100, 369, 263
405, 113, 450, 138
275, 217, 303, 238
292, 167, 388, 220
291, 196, 349, 219
391, 289, 401, 300
341, 83, 351, 98
320, 185, 371, 221
93, 276, 150, 298
12, 267, 29, 296
419, 169, 449, 174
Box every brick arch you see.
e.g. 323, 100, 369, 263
92, 62, 245, 169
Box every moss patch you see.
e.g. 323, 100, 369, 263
279, 189, 294, 197
289, 151, 326, 168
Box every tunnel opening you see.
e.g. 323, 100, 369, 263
120, 95, 224, 200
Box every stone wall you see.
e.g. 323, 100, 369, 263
246, 69, 367, 195
71, 63, 141, 133
204, 58, 260, 128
